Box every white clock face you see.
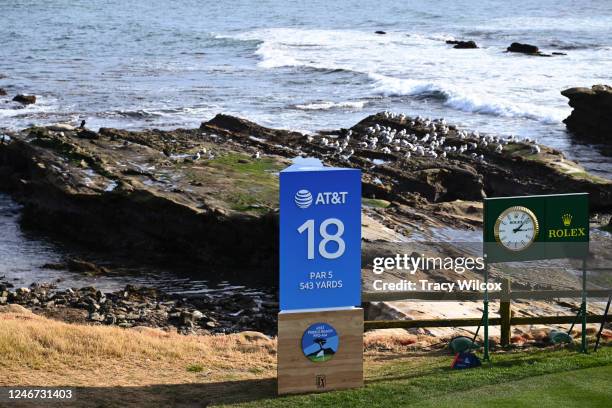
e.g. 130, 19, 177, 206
495, 207, 539, 251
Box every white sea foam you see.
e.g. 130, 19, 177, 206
368, 73, 565, 124
232, 27, 575, 124
294, 101, 366, 111
0, 95, 56, 119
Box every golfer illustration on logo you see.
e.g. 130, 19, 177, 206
301, 323, 339, 362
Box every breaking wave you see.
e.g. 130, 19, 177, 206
368, 73, 564, 124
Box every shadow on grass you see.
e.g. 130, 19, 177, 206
8, 378, 277, 408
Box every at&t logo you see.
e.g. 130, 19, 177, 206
294, 189, 313, 209
295, 189, 348, 209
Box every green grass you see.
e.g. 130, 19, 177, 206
220, 346, 612, 407
502, 143, 529, 155
206, 153, 284, 213
416, 365, 611, 408
209, 153, 285, 178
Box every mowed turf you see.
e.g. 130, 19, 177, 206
417, 365, 611, 408
226, 347, 612, 408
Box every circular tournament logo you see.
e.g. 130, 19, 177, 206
294, 189, 313, 209
301, 322, 339, 362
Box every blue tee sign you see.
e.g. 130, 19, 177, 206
280, 162, 361, 311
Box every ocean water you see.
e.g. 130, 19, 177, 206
0, 0, 611, 176
0, 193, 270, 294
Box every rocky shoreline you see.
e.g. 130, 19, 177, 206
0, 279, 277, 335
0, 112, 611, 335
562, 84, 612, 145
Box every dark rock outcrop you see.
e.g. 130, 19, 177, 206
375, 31, 386, 35
77, 129, 100, 140
446, 40, 478, 49
507, 42, 539, 54
0, 113, 610, 287
0, 88, 7, 96
562, 85, 612, 143
12, 94, 36, 105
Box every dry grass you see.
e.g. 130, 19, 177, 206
0, 305, 276, 388
2, 306, 608, 407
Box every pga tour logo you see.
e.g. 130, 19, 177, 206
294, 189, 348, 209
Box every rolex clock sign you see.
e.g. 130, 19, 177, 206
484, 193, 589, 263
277, 160, 363, 395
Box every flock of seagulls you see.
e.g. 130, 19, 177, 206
189, 140, 260, 162
316, 111, 542, 164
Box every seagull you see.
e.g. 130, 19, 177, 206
531, 145, 541, 154
252, 151, 261, 159
495, 144, 503, 154
193, 152, 201, 160
80, 120, 86, 129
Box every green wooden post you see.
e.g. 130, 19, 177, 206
581, 257, 588, 353
483, 262, 490, 361
499, 278, 512, 347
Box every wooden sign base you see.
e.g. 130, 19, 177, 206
277, 307, 363, 395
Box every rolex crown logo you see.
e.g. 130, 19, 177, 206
562, 213, 572, 227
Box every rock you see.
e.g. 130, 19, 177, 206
238, 331, 270, 342
77, 129, 99, 140
562, 85, 612, 143
191, 310, 205, 320
89, 312, 104, 322
12, 94, 36, 105
42, 263, 66, 270
552, 52, 567, 56
507, 42, 539, 54
0, 88, 7, 96
375, 31, 386, 35
446, 40, 478, 49
67, 259, 104, 274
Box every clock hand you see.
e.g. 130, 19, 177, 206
512, 221, 525, 233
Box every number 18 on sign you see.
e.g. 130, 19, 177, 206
280, 164, 361, 311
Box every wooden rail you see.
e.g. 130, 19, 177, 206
362, 288, 611, 302
364, 315, 606, 330
363, 279, 611, 346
